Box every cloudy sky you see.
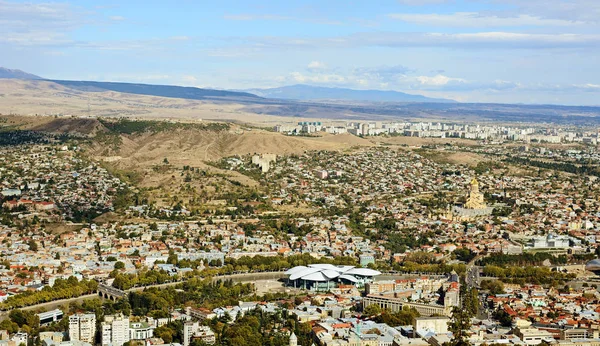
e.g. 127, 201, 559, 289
1, 0, 599, 105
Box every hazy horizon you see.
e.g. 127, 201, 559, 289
1, 0, 599, 106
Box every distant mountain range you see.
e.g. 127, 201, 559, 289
0, 67, 42, 80
50, 80, 261, 100
243, 84, 455, 103
0, 67, 454, 104
3, 67, 600, 124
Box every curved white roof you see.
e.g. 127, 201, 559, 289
321, 269, 341, 279
301, 271, 330, 282
309, 263, 339, 270
338, 274, 359, 283
285, 266, 308, 275
285, 264, 381, 282
345, 268, 381, 276
289, 267, 323, 280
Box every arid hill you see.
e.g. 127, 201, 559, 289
2, 115, 371, 208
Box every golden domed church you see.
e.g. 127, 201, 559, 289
464, 178, 486, 210
446, 177, 493, 221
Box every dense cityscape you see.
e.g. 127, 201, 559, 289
1, 116, 600, 346
1, 0, 599, 345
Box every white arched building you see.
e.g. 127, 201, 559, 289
284, 264, 381, 291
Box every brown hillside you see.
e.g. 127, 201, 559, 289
30, 118, 107, 136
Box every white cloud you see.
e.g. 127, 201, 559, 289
182, 75, 197, 83
492, 0, 600, 24
389, 12, 585, 27
307, 61, 327, 70
109, 15, 125, 21
219, 31, 600, 53
279, 68, 473, 92
0, 0, 85, 47
416, 74, 466, 86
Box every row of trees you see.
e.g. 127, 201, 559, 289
111, 268, 175, 290
0, 277, 98, 310
482, 265, 576, 285
478, 253, 568, 267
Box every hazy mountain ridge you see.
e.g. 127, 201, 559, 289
243, 84, 455, 103
0, 67, 42, 80
0, 66, 261, 100
2, 67, 600, 125
49, 80, 261, 100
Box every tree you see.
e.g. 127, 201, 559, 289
167, 251, 178, 265
480, 280, 504, 295
453, 248, 475, 263
9, 309, 39, 330
0, 319, 19, 334
363, 304, 382, 317
114, 261, 125, 270
447, 306, 471, 346
493, 310, 513, 327
27, 240, 38, 252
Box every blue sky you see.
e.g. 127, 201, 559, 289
1, 0, 599, 105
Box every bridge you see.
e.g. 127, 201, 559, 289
97, 284, 127, 301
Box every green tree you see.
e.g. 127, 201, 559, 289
27, 240, 38, 252
363, 304, 382, 317
447, 306, 471, 346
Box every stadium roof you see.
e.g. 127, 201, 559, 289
284, 264, 381, 282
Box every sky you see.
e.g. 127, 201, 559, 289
1, 0, 599, 105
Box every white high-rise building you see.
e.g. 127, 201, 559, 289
69, 313, 96, 344
101, 314, 130, 346
183, 322, 215, 346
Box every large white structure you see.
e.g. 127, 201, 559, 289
251, 154, 277, 173
101, 314, 130, 346
528, 234, 570, 249
38, 309, 64, 326
69, 314, 96, 344
129, 321, 154, 341
413, 317, 450, 337
183, 321, 216, 346
284, 264, 381, 291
